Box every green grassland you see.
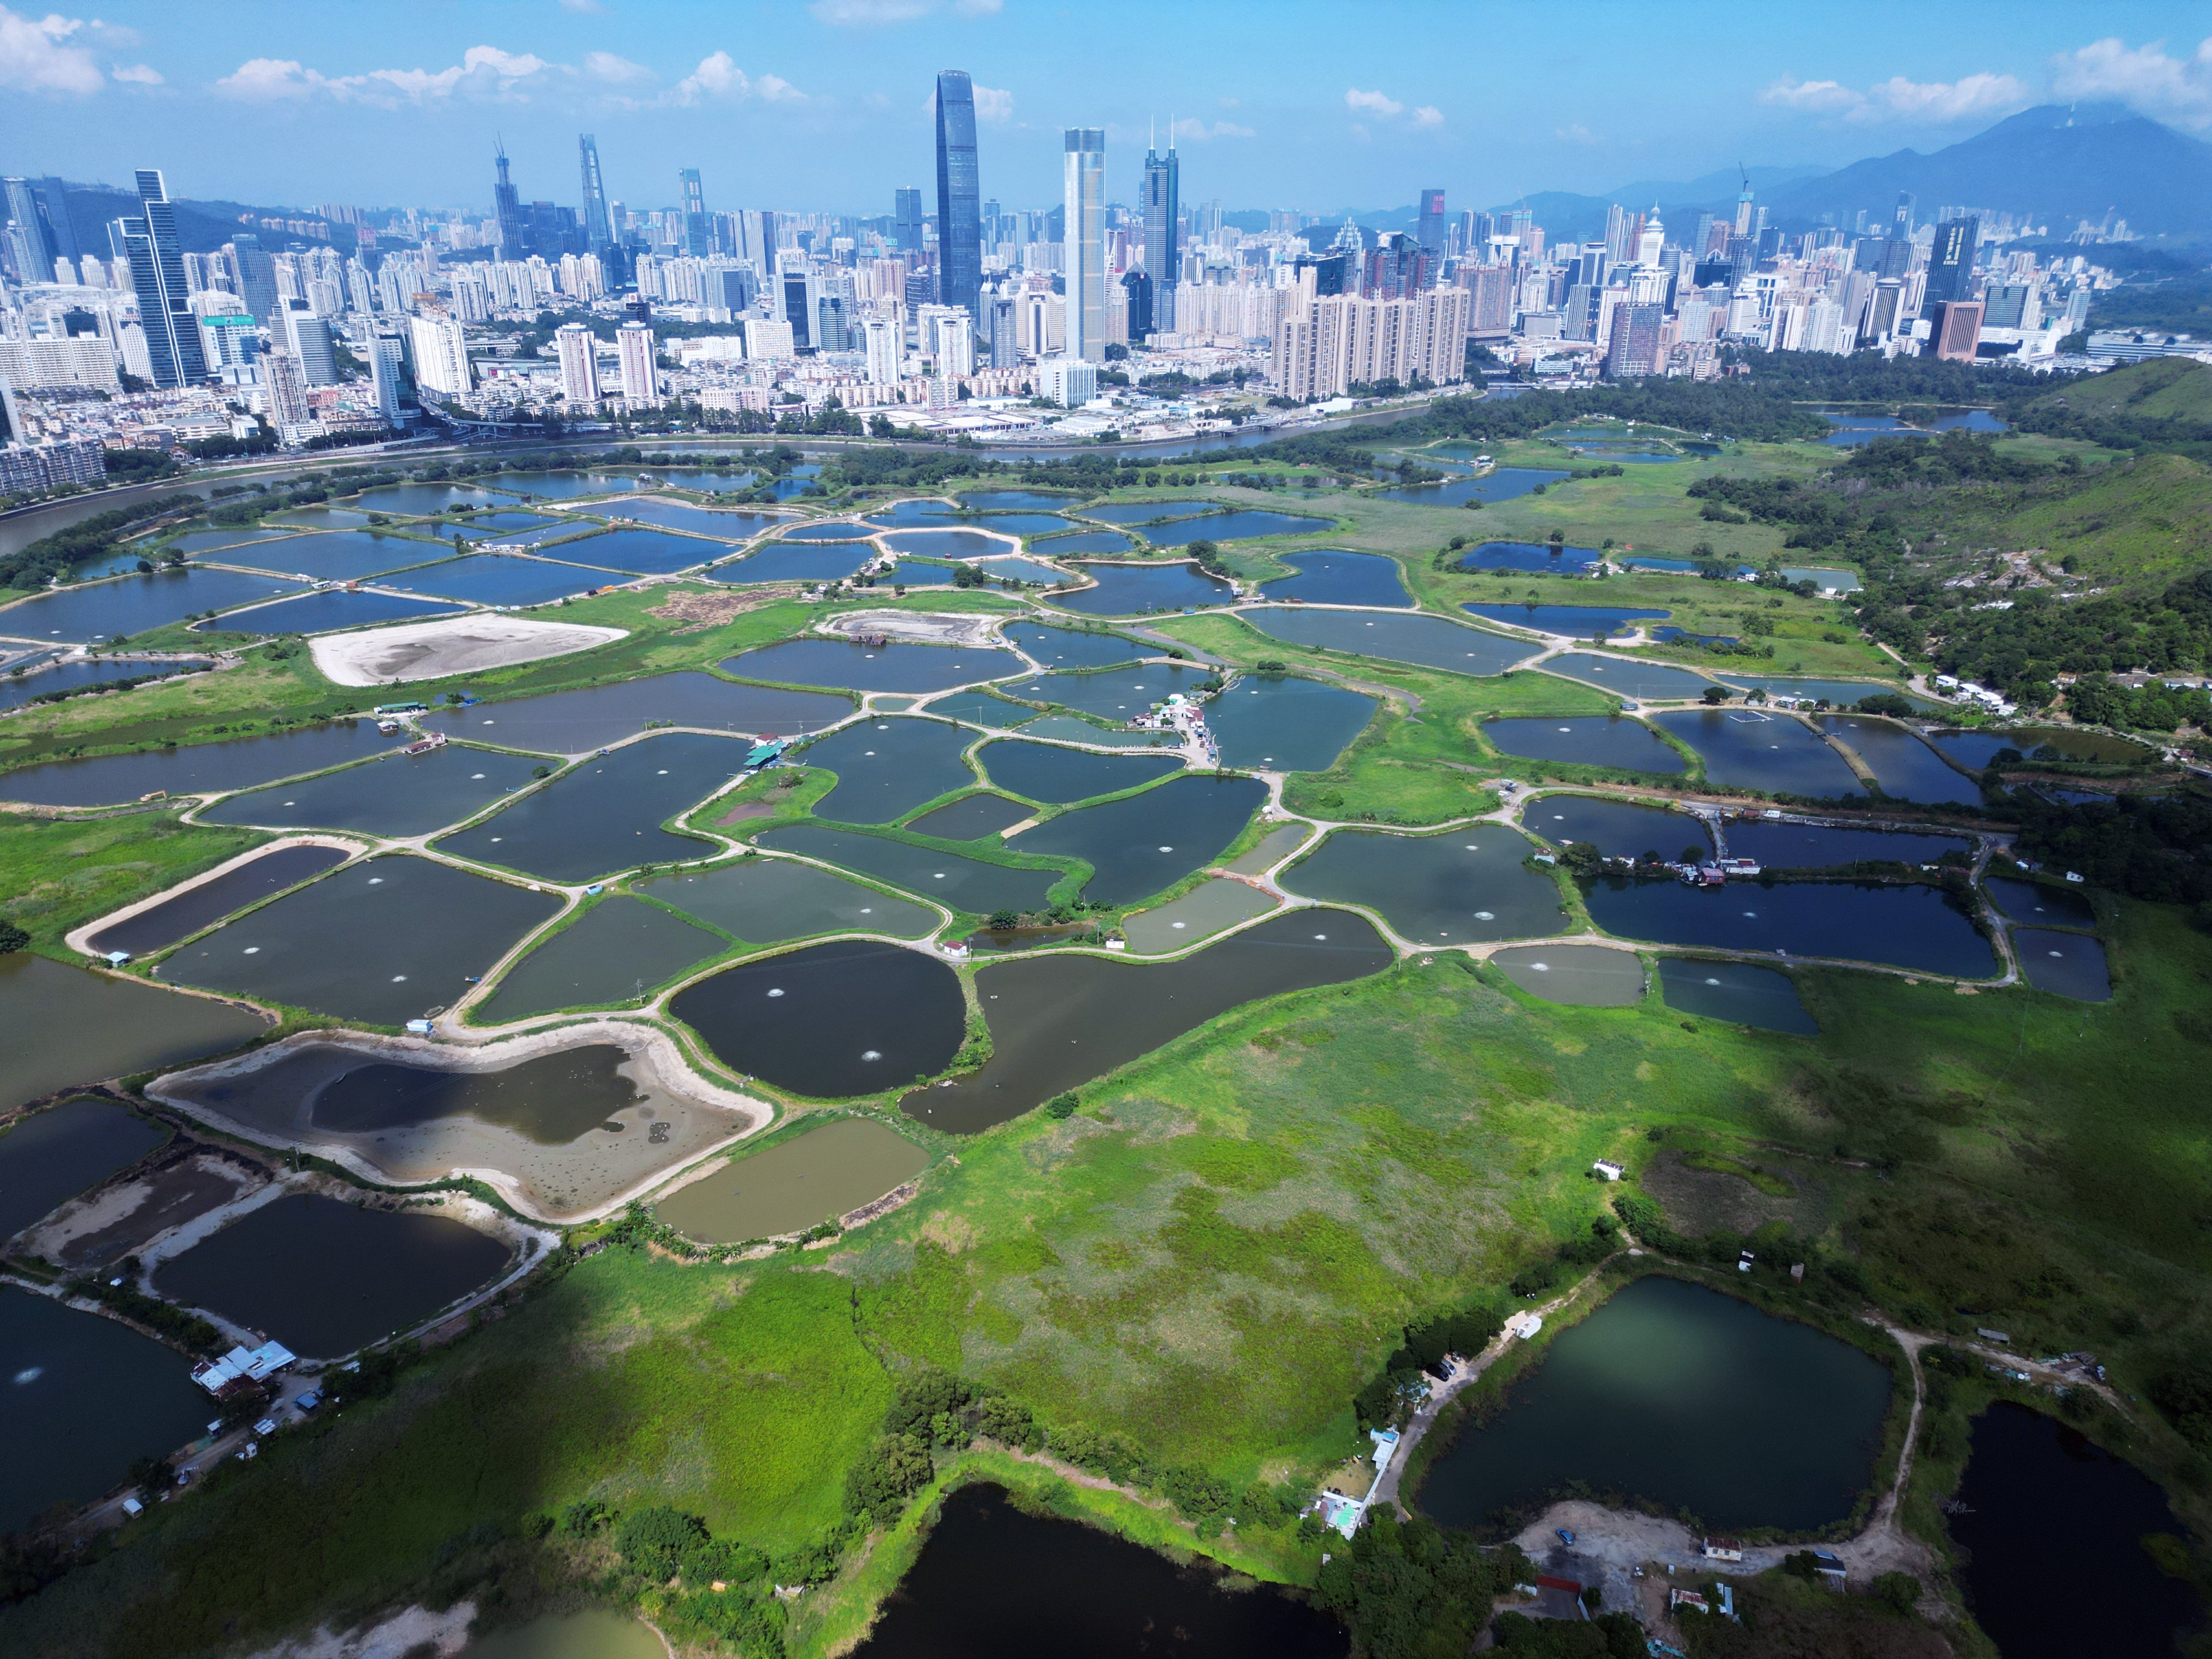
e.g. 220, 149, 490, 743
1964, 450, 2212, 588
0, 811, 265, 947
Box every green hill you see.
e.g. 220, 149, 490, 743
2022, 356, 2212, 422
1994, 449, 2212, 586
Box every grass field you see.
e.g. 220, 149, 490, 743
0, 810, 264, 947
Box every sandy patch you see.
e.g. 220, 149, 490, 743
147, 1021, 771, 1223
249, 1602, 477, 1659
25, 1150, 260, 1269
311, 616, 628, 687
818, 609, 1001, 648
648, 589, 783, 632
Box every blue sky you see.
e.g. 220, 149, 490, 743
4, 1, 2209, 215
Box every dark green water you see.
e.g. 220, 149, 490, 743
1419, 1276, 1892, 1532
0, 721, 396, 807
312, 1046, 642, 1141
154, 1193, 513, 1357
801, 719, 978, 824
1014, 775, 1267, 905
671, 941, 967, 1098
1244, 608, 1529, 676
436, 733, 737, 881
1484, 717, 1685, 774
0, 954, 266, 1111
203, 745, 545, 839
87, 845, 350, 956
1544, 653, 1716, 701
1489, 945, 1644, 1006
658, 1117, 929, 1243
926, 690, 1038, 729
161, 855, 563, 1025
723, 640, 1026, 692
639, 856, 938, 943
1985, 876, 2094, 929
474, 898, 725, 1021
1655, 709, 1866, 798
0, 1285, 211, 1533
758, 826, 1062, 914
0, 1097, 168, 1238
979, 740, 1182, 804
1523, 796, 1706, 860
425, 672, 849, 753
1281, 828, 1566, 946
902, 793, 1034, 840
2014, 928, 2110, 1002
1656, 959, 1819, 1034
1208, 675, 1377, 773
905, 909, 1393, 1133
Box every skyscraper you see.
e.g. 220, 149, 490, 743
1892, 191, 1916, 238
1417, 188, 1446, 257
1142, 126, 1179, 335
1924, 217, 1979, 307
367, 330, 407, 425
934, 71, 982, 317
555, 322, 601, 402
1063, 127, 1105, 362
493, 143, 527, 255
280, 297, 337, 385
680, 168, 710, 257
3, 178, 56, 283
893, 187, 925, 253
122, 170, 206, 388
616, 319, 657, 403
227, 234, 277, 324
579, 134, 612, 251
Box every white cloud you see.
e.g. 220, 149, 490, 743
672, 49, 744, 102
953, 0, 1002, 14
557, 0, 603, 11
971, 80, 1013, 122
812, 0, 932, 22
0, 6, 105, 95
110, 60, 160, 85
1555, 123, 1600, 144
1759, 67, 2026, 123
2051, 35, 2212, 129
1411, 104, 1442, 127
1345, 87, 1402, 118
1174, 118, 1255, 141
755, 71, 804, 103
215, 44, 556, 106
583, 49, 650, 84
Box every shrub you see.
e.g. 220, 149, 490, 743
616, 1505, 709, 1582
842, 1433, 934, 1522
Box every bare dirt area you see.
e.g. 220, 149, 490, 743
25, 1148, 262, 1270
311, 616, 629, 686
818, 609, 1001, 647
648, 587, 786, 632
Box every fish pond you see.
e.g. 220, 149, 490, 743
1524, 796, 1706, 860
2014, 929, 2111, 1002
1255, 549, 1410, 607
472, 897, 725, 1021
925, 690, 1037, 730
905, 909, 1393, 1134
1654, 709, 1866, 798
1418, 1276, 1892, 1533
87, 844, 350, 957
850, 1482, 1346, 1659
779, 520, 878, 541
609, 500, 778, 538
0, 657, 198, 709
1146, 509, 1330, 545
658, 1117, 929, 1244
1280, 828, 1565, 946
1120, 879, 1278, 954
388, 554, 611, 606
1583, 878, 1997, 976
640, 855, 938, 943
199, 589, 464, 637
1483, 716, 1685, 774
428, 673, 847, 753
1208, 674, 1378, 773
211, 530, 453, 582
557, 529, 725, 575
1013, 774, 1266, 905
1243, 608, 1530, 676
671, 940, 966, 1098
978, 739, 1182, 804
1456, 540, 1604, 574
436, 732, 736, 881
0, 1096, 168, 1239
1002, 622, 1157, 669
1717, 675, 1940, 712
1489, 943, 1645, 1007
1542, 653, 1715, 701
902, 793, 1034, 840
1657, 958, 1819, 1034
723, 639, 1024, 693
201, 744, 546, 838
1463, 603, 1668, 638
347, 483, 520, 515
0, 954, 266, 1111
153, 1193, 512, 1357
1000, 663, 1211, 720
160, 854, 563, 1025
961, 491, 1082, 512
710, 542, 876, 585
0, 567, 307, 643
1078, 501, 1225, 526
801, 719, 979, 824
1050, 562, 1234, 616
1029, 529, 1137, 556
877, 527, 1017, 561
1948, 1401, 2201, 1659
483, 470, 640, 500
1818, 716, 1980, 805
1985, 875, 2094, 929
0, 1285, 211, 1534
1722, 819, 1973, 871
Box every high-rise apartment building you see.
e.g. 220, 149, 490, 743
554, 322, 601, 402
1268, 289, 1469, 400
862, 317, 901, 385
406, 310, 472, 399
680, 169, 710, 257
893, 187, 926, 253
1063, 128, 1105, 362
1142, 130, 1179, 335
1603, 304, 1663, 377
616, 319, 657, 403
934, 71, 983, 317
279, 298, 338, 385
262, 346, 313, 430
367, 331, 406, 425
122, 170, 207, 388
579, 134, 612, 251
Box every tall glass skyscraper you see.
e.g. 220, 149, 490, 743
493, 143, 527, 255
122, 169, 205, 388
934, 70, 982, 317
1142, 129, 1178, 335
1063, 128, 1105, 361
680, 168, 710, 256
578, 134, 612, 251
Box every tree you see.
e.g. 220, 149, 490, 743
616, 1506, 711, 1582
1701, 685, 1729, 705
844, 1433, 934, 1522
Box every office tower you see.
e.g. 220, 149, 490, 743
554, 322, 600, 402
1417, 188, 1446, 257
934, 70, 983, 317
3, 179, 56, 283
0, 371, 21, 443
122, 170, 207, 388
1063, 127, 1105, 361
368, 330, 406, 424
579, 134, 612, 251
1924, 217, 1979, 306
31, 177, 78, 265
1893, 191, 1915, 238
894, 187, 925, 252
1141, 127, 1179, 333
1733, 179, 1756, 238
616, 319, 656, 402
1926, 299, 1984, 362
279, 298, 337, 385
680, 168, 710, 257
780, 262, 817, 350
1637, 206, 1664, 267
1122, 269, 1154, 339
493, 143, 527, 255
862, 317, 901, 385
1602, 203, 1630, 265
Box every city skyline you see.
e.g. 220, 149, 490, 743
2, 2, 2208, 212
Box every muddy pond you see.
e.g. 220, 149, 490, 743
87, 844, 350, 957
472, 897, 725, 1021
426, 672, 849, 753
1280, 828, 1566, 946
754, 826, 1060, 915
0, 953, 266, 1112
1656, 958, 1819, 1034
658, 1117, 928, 1243
1243, 608, 1530, 676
